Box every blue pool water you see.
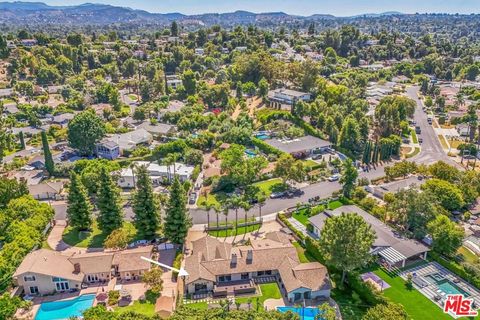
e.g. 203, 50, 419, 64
245, 149, 256, 157
437, 280, 470, 297
277, 306, 322, 320
255, 134, 270, 140
35, 294, 95, 320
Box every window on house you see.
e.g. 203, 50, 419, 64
257, 271, 264, 276
241, 273, 249, 280
24, 275, 36, 282
195, 283, 207, 291
52, 277, 67, 282
29, 286, 39, 294
265, 270, 272, 275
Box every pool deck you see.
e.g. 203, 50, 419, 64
15, 279, 117, 319
400, 262, 480, 310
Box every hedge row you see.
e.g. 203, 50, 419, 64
278, 213, 305, 241
429, 251, 480, 289
251, 137, 285, 156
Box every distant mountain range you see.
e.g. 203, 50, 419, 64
0, 1, 409, 26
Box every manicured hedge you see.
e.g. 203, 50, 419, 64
251, 137, 285, 156
278, 213, 305, 240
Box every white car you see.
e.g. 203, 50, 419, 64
327, 174, 340, 182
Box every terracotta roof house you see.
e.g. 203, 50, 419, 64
184, 231, 331, 303
13, 247, 153, 296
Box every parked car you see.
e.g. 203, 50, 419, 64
270, 191, 286, 199
419, 138, 423, 143
189, 192, 197, 204
327, 174, 340, 182
285, 188, 304, 198
312, 154, 322, 160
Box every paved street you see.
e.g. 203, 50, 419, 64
406, 86, 462, 169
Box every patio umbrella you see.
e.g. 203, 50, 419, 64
96, 293, 108, 302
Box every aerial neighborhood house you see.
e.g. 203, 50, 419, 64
166, 75, 183, 90
184, 231, 331, 303
20, 39, 38, 47
138, 122, 177, 137
365, 176, 426, 200
268, 88, 312, 111
195, 48, 205, 56
28, 181, 64, 200
264, 135, 331, 158
308, 205, 430, 269
9, 169, 44, 186
0, 87, 14, 98
13, 247, 153, 296
96, 140, 120, 160
157, 100, 185, 120
51, 113, 75, 128
102, 129, 153, 155
117, 161, 195, 188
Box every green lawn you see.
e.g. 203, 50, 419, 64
252, 178, 284, 196
183, 301, 209, 310
292, 209, 311, 226
114, 291, 158, 317
328, 200, 343, 210
236, 283, 282, 309
62, 221, 136, 248
458, 246, 479, 264
411, 129, 418, 143
207, 220, 261, 237
373, 267, 453, 320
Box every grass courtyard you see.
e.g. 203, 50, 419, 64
373, 267, 454, 320
291, 200, 343, 226
235, 282, 282, 309
62, 221, 137, 248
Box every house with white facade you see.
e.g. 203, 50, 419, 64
117, 161, 194, 188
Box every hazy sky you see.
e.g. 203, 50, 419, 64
40, 0, 479, 16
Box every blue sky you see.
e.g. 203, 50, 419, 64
41, 0, 479, 16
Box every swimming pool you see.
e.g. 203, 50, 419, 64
437, 280, 470, 297
35, 294, 95, 320
277, 306, 322, 320
255, 134, 270, 140
245, 149, 256, 157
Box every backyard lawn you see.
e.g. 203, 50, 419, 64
458, 246, 479, 264
236, 283, 282, 309
63, 221, 136, 248
373, 267, 453, 320
114, 291, 158, 317
328, 200, 343, 210
183, 301, 209, 310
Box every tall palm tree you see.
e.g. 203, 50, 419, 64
257, 192, 267, 222
230, 196, 242, 236
205, 204, 212, 229
241, 201, 252, 240
129, 162, 137, 189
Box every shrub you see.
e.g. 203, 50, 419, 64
251, 137, 284, 156
108, 290, 120, 306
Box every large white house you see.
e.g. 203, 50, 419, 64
117, 161, 195, 188
267, 88, 311, 110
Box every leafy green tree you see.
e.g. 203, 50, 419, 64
142, 267, 164, 295
164, 176, 190, 244
0, 177, 28, 208
428, 161, 459, 183
387, 188, 437, 239
182, 70, 197, 96
66, 33, 82, 46
68, 110, 106, 156
132, 165, 160, 239
103, 227, 134, 250
97, 167, 123, 234
340, 159, 358, 198
421, 179, 464, 211
362, 302, 408, 320
67, 172, 93, 231
0, 293, 25, 320
274, 153, 307, 185
0, 34, 8, 58
428, 215, 464, 257
338, 116, 361, 154
258, 78, 269, 99
41, 131, 55, 176
319, 213, 375, 284
18, 131, 25, 150
171, 21, 179, 37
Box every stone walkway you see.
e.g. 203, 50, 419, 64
286, 217, 318, 239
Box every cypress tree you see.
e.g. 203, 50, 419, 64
164, 176, 190, 244
18, 131, 25, 150
41, 131, 55, 175
132, 165, 160, 239
67, 171, 93, 230
97, 166, 123, 234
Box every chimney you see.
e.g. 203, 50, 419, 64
73, 263, 81, 273
230, 253, 237, 268
246, 250, 253, 264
